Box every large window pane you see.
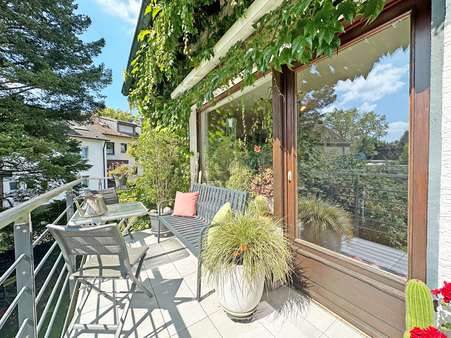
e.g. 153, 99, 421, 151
200, 80, 274, 209
296, 17, 410, 277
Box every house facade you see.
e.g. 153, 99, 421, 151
69, 116, 141, 190
124, 0, 451, 336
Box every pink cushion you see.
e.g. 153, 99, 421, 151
172, 191, 199, 217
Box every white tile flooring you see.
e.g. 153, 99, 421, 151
66, 230, 369, 338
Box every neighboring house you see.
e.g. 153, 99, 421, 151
68, 122, 109, 191
315, 124, 351, 157
1, 176, 25, 208
89, 116, 141, 176
68, 116, 141, 190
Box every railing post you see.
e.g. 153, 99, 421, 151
65, 191, 76, 296
14, 213, 37, 338
65, 191, 74, 221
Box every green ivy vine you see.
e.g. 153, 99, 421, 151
127, 0, 385, 132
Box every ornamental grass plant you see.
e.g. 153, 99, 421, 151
298, 197, 353, 241
202, 197, 291, 286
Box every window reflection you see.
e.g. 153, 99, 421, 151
200, 81, 274, 208
297, 17, 410, 277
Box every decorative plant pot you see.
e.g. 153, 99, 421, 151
149, 209, 172, 237
302, 223, 343, 252
215, 265, 265, 322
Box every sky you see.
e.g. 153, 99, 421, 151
306, 45, 410, 144
331, 47, 410, 143
75, 0, 141, 112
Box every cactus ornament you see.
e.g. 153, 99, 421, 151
404, 279, 435, 338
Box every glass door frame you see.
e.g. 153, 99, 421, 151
272, 0, 431, 336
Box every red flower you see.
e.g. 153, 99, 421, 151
254, 145, 262, 153
441, 281, 451, 303
410, 326, 446, 338
432, 288, 441, 296
432, 281, 451, 303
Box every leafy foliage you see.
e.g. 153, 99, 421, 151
226, 161, 253, 192
97, 107, 138, 122
127, 0, 384, 132
130, 121, 190, 207
0, 0, 111, 194
204, 98, 273, 186
250, 167, 274, 199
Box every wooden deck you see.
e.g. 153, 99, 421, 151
341, 237, 407, 276
65, 230, 368, 338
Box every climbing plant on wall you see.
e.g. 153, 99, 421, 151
127, 0, 385, 132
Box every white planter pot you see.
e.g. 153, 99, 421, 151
215, 265, 265, 321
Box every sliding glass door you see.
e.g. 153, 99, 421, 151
272, 2, 431, 335
296, 16, 411, 277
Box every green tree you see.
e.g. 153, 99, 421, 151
130, 121, 190, 207
325, 108, 388, 156
325, 108, 388, 144
0, 0, 111, 195
97, 107, 137, 122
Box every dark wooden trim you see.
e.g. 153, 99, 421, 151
192, 2, 431, 335
284, 67, 297, 240
272, 66, 297, 239
408, 0, 431, 282
272, 71, 285, 223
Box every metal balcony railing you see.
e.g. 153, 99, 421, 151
0, 177, 111, 338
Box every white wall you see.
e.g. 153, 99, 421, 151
427, 0, 451, 287
2, 178, 25, 207
77, 138, 106, 190
105, 135, 142, 175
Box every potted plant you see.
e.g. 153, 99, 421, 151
203, 197, 291, 321
298, 197, 353, 252
110, 164, 130, 189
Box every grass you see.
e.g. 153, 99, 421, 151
298, 197, 353, 240
203, 205, 291, 285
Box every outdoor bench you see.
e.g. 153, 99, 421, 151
157, 183, 248, 300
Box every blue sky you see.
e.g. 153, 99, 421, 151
75, 0, 141, 112
333, 47, 410, 142
313, 46, 410, 143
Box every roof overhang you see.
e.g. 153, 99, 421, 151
170, 0, 283, 99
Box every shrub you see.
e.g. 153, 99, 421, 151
226, 161, 253, 192
250, 167, 273, 199
130, 121, 190, 207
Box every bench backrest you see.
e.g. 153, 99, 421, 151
190, 184, 248, 224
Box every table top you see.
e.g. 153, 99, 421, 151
68, 201, 148, 226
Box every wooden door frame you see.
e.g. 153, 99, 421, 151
272, 1, 431, 335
